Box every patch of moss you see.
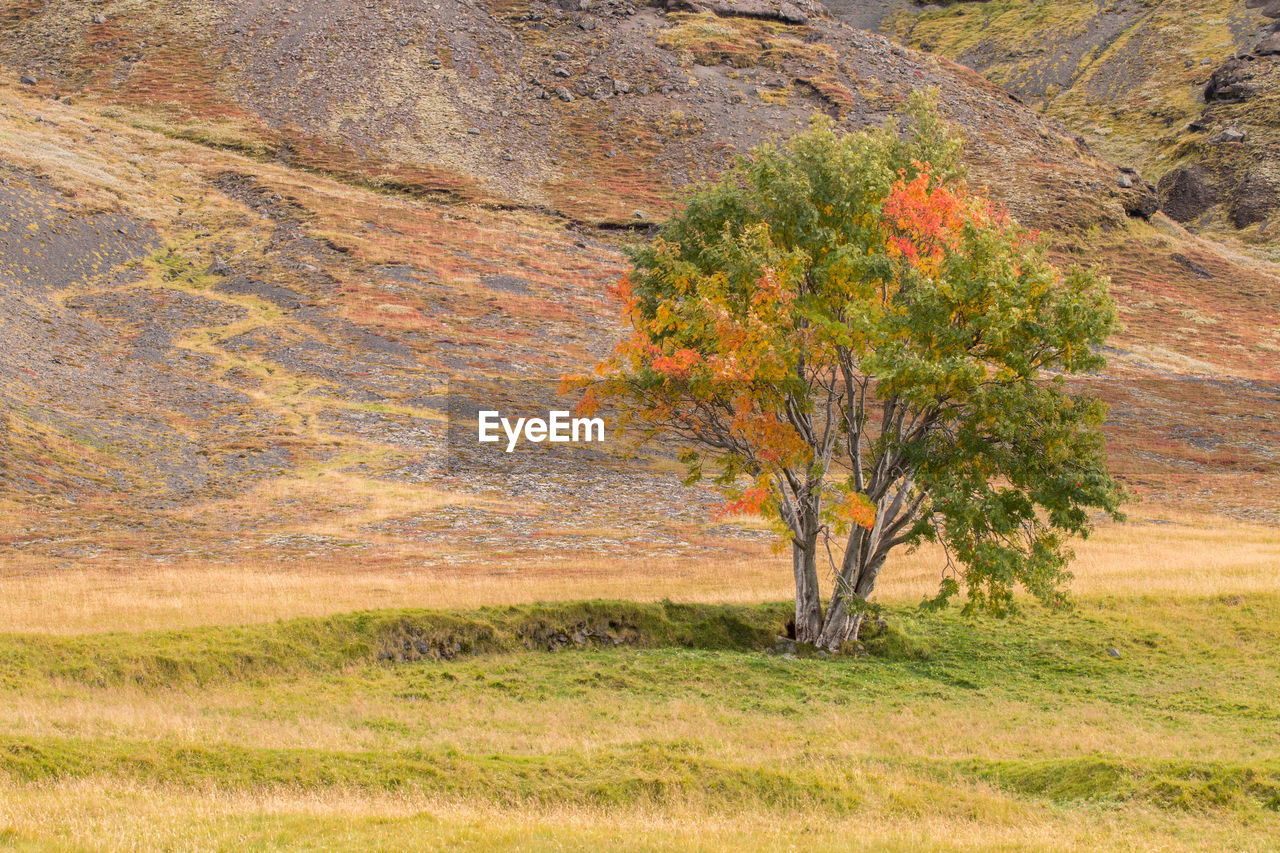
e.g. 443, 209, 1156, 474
657, 13, 834, 71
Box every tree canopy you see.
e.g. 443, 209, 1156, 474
590, 93, 1125, 649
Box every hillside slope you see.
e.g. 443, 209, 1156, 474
0, 0, 1156, 227
0, 0, 1278, 583
886, 0, 1280, 256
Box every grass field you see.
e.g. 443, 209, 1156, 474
1, 512, 1279, 850
0, 510, 1276, 633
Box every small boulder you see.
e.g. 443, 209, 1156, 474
92, 12, 107, 24
778, 1, 808, 24
1210, 127, 1246, 143
1123, 191, 1159, 220
555, 86, 574, 102
1187, 114, 1215, 132
1256, 32, 1280, 55
1118, 170, 1159, 220
18, 74, 36, 85
1204, 57, 1257, 102
1107, 648, 1122, 658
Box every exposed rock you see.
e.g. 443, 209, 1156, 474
1158, 165, 1220, 223
92, 13, 107, 24
1171, 253, 1214, 280
206, 258, 233, 277
1187, 114, 1215, 132
521, 620, 641, 652
381, 631, 470, 662
1204, 57, 1257, 103
1229, 169, 1280, 228
1256, 33, 1280, 56
480, 274, 533, 294
675, 0, 813, 24
555, 86, 573, 102
1116, 169, 1158, 219
778, 1, 808, 23
1122, 187, 1159, 220
18, 74, 36, 85
1210, 127, 1246, 144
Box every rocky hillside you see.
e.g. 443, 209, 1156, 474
1, 0, 1278, 575
886, 0, 1280, 257
0, 0, 1155, 227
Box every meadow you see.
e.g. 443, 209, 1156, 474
1, 510, 1279, 851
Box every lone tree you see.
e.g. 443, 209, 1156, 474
590, 95, 1125, 650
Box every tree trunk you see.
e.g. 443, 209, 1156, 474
791, 538, 823, 644
854, 553, 886, 600
816, 591, 865, 652
817, 552, 886, 651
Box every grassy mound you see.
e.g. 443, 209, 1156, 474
0, 601, 793, 689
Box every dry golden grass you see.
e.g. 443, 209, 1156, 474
0, 778, 1274, 852
1, 508, 1276, 634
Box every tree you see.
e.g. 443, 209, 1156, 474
590, 94, 1125, 651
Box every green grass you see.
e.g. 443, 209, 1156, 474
0, 601, 792, 688
1, 597, 1278, 848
